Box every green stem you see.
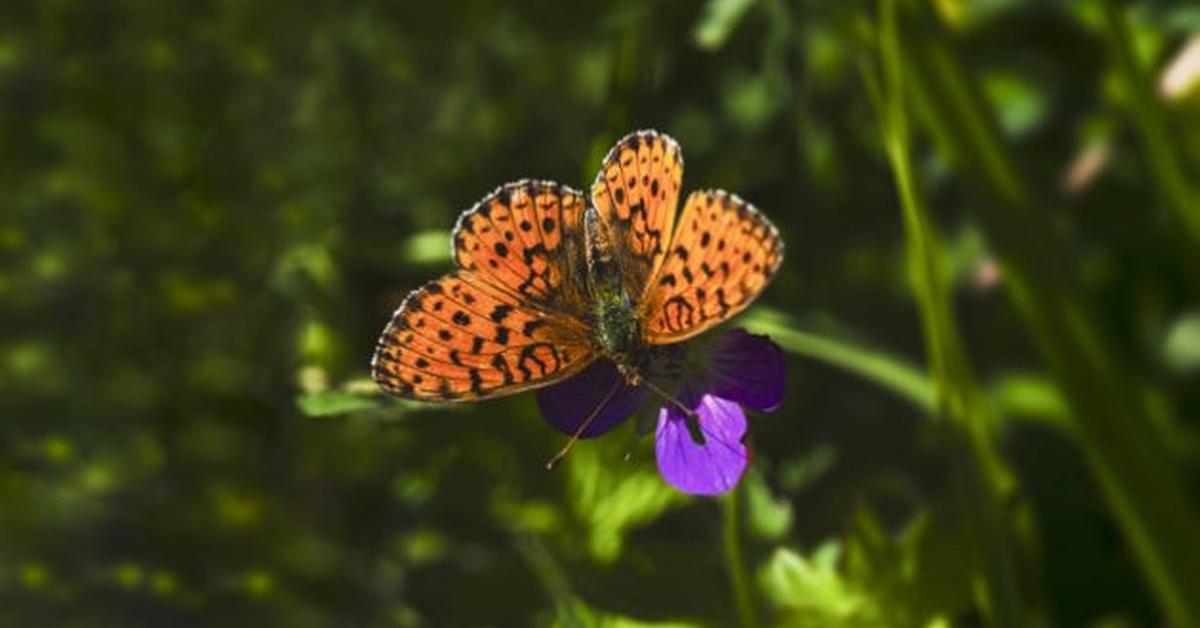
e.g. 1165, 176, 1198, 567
513, 534, 583, 627
743, 309, 935, 412
872, 1, 1024, 624
890, 2, 1200, 623
746, 309, 1069, 428
723, 487, 758, 628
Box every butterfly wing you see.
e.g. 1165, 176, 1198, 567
590, 130, 684, 293
372, 272, 594, 401
453, 179, 590, 317
641, 190, 783, 344
374, 180, 596, 401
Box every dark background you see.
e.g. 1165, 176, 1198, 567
3, 0, 1199, 626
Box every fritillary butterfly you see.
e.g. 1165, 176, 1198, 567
371, 130, 784, 401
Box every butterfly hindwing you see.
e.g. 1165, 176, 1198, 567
590, 130, 684, 294
372, 272, 594, 401
641, 190, 783, 343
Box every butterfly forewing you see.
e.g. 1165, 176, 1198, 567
372, 271, 594, 401
590, 130, 684, 293
641, 190, 784, 343
453, 180, 590, 316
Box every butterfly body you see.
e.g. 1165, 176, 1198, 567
583, 206, 646, 379
372, 130, 783, 403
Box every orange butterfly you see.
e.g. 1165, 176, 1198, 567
371, 130, 783, 403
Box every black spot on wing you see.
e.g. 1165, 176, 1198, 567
523, 319, 547, 337
490, 304, 513, 322
492, 354, 514, 385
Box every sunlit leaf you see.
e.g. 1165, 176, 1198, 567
493, 495, 564, 535
693, 0, 757, 51
296, 390, 382, 417
567, 435, 687, 562
986, 372, 1069, 427
744, 469, 793, 541
1163, 310, 1200, 373
759, 545, 876, 626
403, 229, 452, 264
981, 72, 1048, 137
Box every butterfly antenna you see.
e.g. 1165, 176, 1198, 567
637, 374, 707, 446
545, 380, 622, 470
638, 376, 697, 420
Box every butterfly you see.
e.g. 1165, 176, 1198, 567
371, 130, 783, 403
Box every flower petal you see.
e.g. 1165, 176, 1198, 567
708, 329, 786, 412
536, 360, 647, 438
655, 393, 748, 496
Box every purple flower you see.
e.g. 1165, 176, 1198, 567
536, 329, 786, 496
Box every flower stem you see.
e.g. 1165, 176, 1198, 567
512, 533, 583, 627
881, 2, 1200, 624
722, 486, 758, 628
869, 1, 1024, 624
743, 307, 935, 412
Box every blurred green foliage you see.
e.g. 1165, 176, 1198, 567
3, 0, 1200, 626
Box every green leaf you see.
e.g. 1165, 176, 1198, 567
566, 435, 687, 562
744, 469, 794, 541
777, 444, 837, 494
296, 389, 382, 417
403, 229, 452, 264
758, 544, 877, 627
980, 72, 1048, 138
1163, 310, 1200, 373
985, 372, 1069, 427
556, 601, 702, 628
516, 533, 702, 628
842, 507, 973, 626
693, 0, 758, 51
